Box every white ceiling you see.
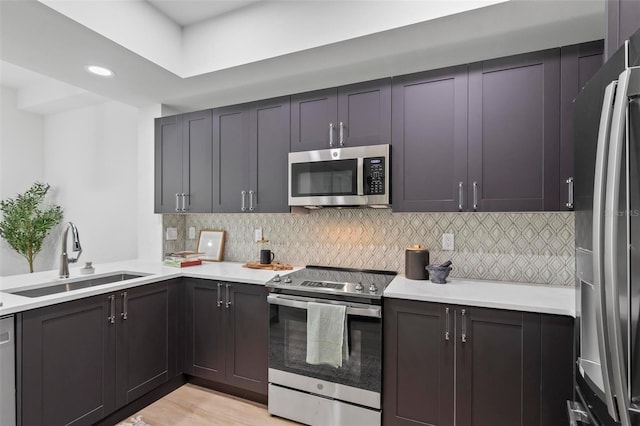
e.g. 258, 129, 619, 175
0, 0, 606, 115
147, 0, 264, 26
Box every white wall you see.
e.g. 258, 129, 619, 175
1, 86, 172, 276
43, 101, 139, 272
136, 104, 163, 261
0, 87, 46, 276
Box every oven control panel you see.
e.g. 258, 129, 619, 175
364, 157, 386, 195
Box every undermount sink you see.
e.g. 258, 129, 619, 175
9, 273, 147, 298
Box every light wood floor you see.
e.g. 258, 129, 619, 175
117, 384, 300, 426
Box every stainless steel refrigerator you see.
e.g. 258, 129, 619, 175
570, 28, 640, 426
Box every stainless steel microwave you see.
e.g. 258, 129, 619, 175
288, 144, 390, 208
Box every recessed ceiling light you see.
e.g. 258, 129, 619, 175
85, 65, 114, 77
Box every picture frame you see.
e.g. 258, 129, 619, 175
197, 229, 226, 262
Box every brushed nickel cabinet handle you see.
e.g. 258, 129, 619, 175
329, 122, 335, 147
461, 309, 467, 343
108, 294, 116, 324
241, 190, 247, 212
217, 283, 222, 308
225, 283, 231, 308
181, 193, 188, 212
458, 182, 464, 211
472, 182, 478, 211
121, 291, 128, 320
445, 307, 450, 341
175, 193, 180, 212
248, 190, 255, 212
339, 122, 345, 146
566, 177, 574, 209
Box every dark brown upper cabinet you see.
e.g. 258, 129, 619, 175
393, 48, 584, 213
184, 278, 269, 396
212, 97, 291, 213
383, 298, 573, 426
249, 97, 291, 213
606, 0, 640, 60
155, 110, 213, 213
468, 49, 561, 211
290, 78, 391, 152
212, 103, 252, 213
391, 66, 468, 212
560, 40, 604, 210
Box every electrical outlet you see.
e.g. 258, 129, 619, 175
165, 227, 178, 241
442, 233, 454, 251
255, 228, 263, 242
188, 227, 196, 239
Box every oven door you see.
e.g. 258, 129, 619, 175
267, 293, 382, 408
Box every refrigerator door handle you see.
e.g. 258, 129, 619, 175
592, 80, 619, 420
604, 67, 636, 426
567, 401, 592, 425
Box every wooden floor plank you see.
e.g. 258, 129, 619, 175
118, 384, 300, 426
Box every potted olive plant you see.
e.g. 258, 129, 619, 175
0, 182, 63, 273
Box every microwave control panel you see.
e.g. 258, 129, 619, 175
364, 157, 386, 195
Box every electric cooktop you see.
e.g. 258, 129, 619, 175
265, 265, 396, 300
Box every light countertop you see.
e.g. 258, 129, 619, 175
385, 275, 575, 317
0, 260, 299, 316
0, 260, 575, 317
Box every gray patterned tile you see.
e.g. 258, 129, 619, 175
162, 210, 575, 286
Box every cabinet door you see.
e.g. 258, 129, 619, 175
455, 307, 541, 426
606, 0, 640, 59
560, 41, 604, 210
183, 110, 213, 213
250, 97, 291, 213
337, 79, 391, 147
184, 279, 226, 382
290, 88, 338, 152
540, 315, 574, 426
212, 104, 251, 212
155, 115, 183, 213
224, 282, 269, 395
392, 66, 468, 212
383, 299, 454, 426
20, 295, 116, 426
468, 49, 560, 211
115, 280, 178, 408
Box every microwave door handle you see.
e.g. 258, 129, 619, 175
604, 68, 634, 426
267, 294, 381, 318
592, 80, 619, 420
357, 157, 364, 196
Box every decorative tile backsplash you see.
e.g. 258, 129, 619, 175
163, 210, 575, 286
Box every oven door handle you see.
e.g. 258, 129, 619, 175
267, 294, 381, 318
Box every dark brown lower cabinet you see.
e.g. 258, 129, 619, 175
115, 281, 179, 407
18, 280, 178, 426
184, 278, 268, 395
383, 299, 573, 426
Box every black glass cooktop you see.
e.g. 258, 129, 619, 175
265, 265, 396, 299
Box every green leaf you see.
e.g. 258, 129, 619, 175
0, 182, 64, 272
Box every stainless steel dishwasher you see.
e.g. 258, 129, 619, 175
0, 315, 15, 426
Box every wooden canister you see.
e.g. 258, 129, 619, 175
405, 245, 430, 280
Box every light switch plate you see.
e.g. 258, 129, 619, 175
165, 227, 178, 241
442, 233, 454, 251
255, 228, 263, 242
188, 227, 196, 240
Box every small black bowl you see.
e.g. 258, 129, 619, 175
425, 265, 453, 284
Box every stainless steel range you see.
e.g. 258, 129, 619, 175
265, 266, 396, 426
